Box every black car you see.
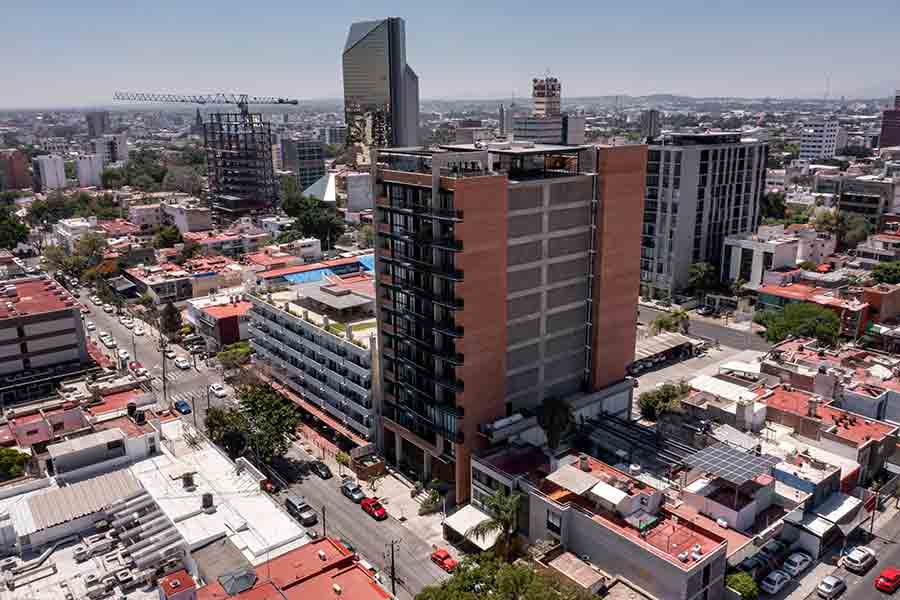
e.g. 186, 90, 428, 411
310, 461, 333, 479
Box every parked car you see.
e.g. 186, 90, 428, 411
133, 325, 145, 336
310, 461, 332, 479
165, 348, 177, 359
101, 336, 117, 349
737, 555, 769, 580
876, 568, 900, 593
760, 570, 791, 595
86, 321, 95, 331
121, 319, 133, 329
783, 552, 813, 577
117, 349, 130, 362
842, 546, 876, 573
103, 304, 114, 313
174, 357, 191, 370
430, 549, 458, 573
817, 575, 846, 599
90, 296, 102, 305
360, 497, 387, 521
209, 383, 228, 398
173, 400, 192, 415
758, 540, 788, 562
285, 495, 318, 527
696, 305, 715, 316
341, 480, 365, 503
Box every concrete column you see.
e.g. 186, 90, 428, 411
394, 433, 403, 465
423, 452, 432, 480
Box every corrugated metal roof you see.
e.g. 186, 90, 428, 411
22, 470, 142, 535
634, 331, 694, 360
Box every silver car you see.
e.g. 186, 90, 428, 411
842, 546, 875, 573
816, 575, 845, 599
341, 480, 366, 503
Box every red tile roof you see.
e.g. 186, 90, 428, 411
758, 283, 868, 310
203, 301, 252, 320
88, 389, 144, 416
159, 570, 196, 598
98, 219, 140, 237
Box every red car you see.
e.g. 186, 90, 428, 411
876, 567, 900, 593
430, 549, 458, 573
361, 497, 387, 520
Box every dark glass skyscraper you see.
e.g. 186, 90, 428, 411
342, 18, 419, 159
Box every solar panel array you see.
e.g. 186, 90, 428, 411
685, 444, 780, 487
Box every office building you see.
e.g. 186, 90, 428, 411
640, 109, 662, 141
800, 116, 841, 160
0, 149, 31, 191
76, 154, 104, 188
532, 76, 561, 117
342, 17, 419, 156
32, 154, 66, 193
881, 92, 900, 149
640, 133, 768, 298
280, 137, 298, 172
85, 111, 110, 137
837, 175, 897, 226
295, 139, 327, 190
374, 141, 647, 500
324, 125, 348, 146
205, 113, 277, 217
91, 133, 129, 165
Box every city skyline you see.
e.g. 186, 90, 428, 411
3, 0, 900, 110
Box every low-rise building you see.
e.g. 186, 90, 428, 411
756, 282, 870, 337
161, 198, 213, 233
722, 224, 838, 288
128, 203, 162, 229
186, 294, 252, 351
125, 256, 243, 304
183, 223, 271, 258
259, 216, 296, 237
54, 216, 98, 252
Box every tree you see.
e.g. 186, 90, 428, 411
162, 166, 203, 195
688, 262, 716, 297
358, 224, 375, 249
837, 145, 873, 159
0, 209, 29, 250
138, 292, 155, 309
335, 451, 350, 476
760, 192, 786, 221
155, 225, 183, 248
238, 383, 301, 464
535, 396, 571, 451
815, 211, 869, 250
649, 309, 689, 335
760, 303, 841, 346
872, 261, 900, 285
204, 407, 249, 458
282, 196, 346, 250
366, 472, 386, 495
159, 302, 183, 337
466, 488, 523, 562
726, 572, 759, 600
0, 447, 29, 481
42, 245, 67, 274
217, 341, 253, 370
638, 381, 690, 421
102, 167, 125, 189
76, 231, 108, 267
798, 261, 817, 271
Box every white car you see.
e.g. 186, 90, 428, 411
165, 349, 177, 359
103, 304, 114, 313
842, 546, 876, 573
117, 349, 130, 362
209, 383, 228, 398
85, 321, 96, 331
101, 336, 117, 349
174, 357, 190, 370
760, 569, 791, 595
783, 552, 812, 577
121, 320, 133, 329
90, 296, 102, 305
133, 325, 145, 336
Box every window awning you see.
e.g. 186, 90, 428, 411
444, 504, 498, 551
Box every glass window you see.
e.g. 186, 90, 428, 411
547, 510, 562, 534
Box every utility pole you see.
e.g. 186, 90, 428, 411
387, 539, 399, 596
870, 488, 881, 538
322, 505, 327, 538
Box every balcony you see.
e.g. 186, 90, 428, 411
383, 401, 463, 444
379, 252, 464, 281
378, 225, 462, 252
376, 199, 464, 222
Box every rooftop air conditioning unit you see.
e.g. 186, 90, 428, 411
678, 551, 690, 562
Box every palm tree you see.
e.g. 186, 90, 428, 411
669, 308, 690, 334
466, 488, 523, 562
536, 396, 571, 451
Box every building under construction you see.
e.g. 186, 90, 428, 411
204, 112, 277, 219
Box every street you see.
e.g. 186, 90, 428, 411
639, 306, 773, 352
273, 444, 449, 600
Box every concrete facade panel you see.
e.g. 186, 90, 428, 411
548, 231, 591, 257
545, 331, 584, 357
508, 214, 543, 238
507, 344, 540, 372
547, 281, 589, 310
547, 307, 587, 332
507, 318, 540, 345
508, 186, 542, 211
507, 294, 541, 320
508, 241, 544, 266
507, 267, 542, 293
549, 207, 588, 231
547, 258, 588, 283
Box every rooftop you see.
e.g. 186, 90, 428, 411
97, 219, 141, 237
203, 300, 253, 320
258, 254, 370, 280
0, 277, 80, 319
758, 283, 869, 310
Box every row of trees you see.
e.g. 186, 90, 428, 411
27, 190, 122, 225
277, 178, 346, 249
754, 303, 841, 346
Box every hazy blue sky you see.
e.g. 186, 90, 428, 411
4, 0, 899, 108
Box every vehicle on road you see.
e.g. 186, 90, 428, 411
165, 349, 177, 359
128, 362, 148, 377
86, 321, 95, 331
760, 569, 790, 595
209, 383, 228, 398
103, 304, 114, 313
842, 546, 876, 573
876, 568, 900, 593
101, 336, 116, 349
121, 319, 133, 329
338, 537, 356, 554
430, 549, 458, 573
696, 305, 715, 316
174, 357, 190, 370
817, 575, 846, 598
80, 306, 90, 315
360, 497, 387, 520
783, 552, 812, 577
133, 325, 145, 336
285, 495, 318, 526
340, 480, 365, 503
173, 400, 192, 415
90, 296, 101, 305
117, 349, 130, 362
310, 461, 332, 479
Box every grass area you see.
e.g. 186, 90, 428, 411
326, 322, 346, 335
351, 319, 377, 329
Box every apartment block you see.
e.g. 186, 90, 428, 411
374, 140, 646, 500
32, 154, 66, 193
295, 139, 327, 191
0, 149, 31, 191
324, 125, 348, 146
800, 116, 841, 160
880, 91, 900, 149
837, 175, 897, 227
247, 273, 378, 445
76, 154, 103, 188
640, 133, 768, 298
54, 216, 98, 253
85, 110, 110, 138
91, 133, 129, 165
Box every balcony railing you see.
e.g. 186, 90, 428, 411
383, 401, 463, 443
376, 198, 464, 222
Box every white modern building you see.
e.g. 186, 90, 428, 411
54, 216, 98, 252
345, 172, 374, 211
800, 116, 841, 160
722, 224, 838, 286
31, 154, 66, 192
260, 216, 297, 237
76, 154, 104, 187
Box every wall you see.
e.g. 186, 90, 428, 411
591, 146, 647, 390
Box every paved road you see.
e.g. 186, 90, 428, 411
639, 306, 773, 352
272, 444, 449, 600
79, 290, 232, 428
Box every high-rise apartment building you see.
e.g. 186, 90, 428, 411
85, 111, 110, 138
91, 133, 129, 165
640, 109, 662, 141
323, 126, 348, 146
296, 140, 327, 191
342, 17, 419, 157
205, 113, 277, 218
76, 154, 103, 188
880, 91, 900, 149
373, 141, 647, 501
799, 115, 841, 160
32, 154, 66, 193
532, 76, 561, 117
0, 149, 31, 191
640, 133, 768, 298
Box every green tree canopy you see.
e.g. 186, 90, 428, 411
638, 381, 689, 421
76, 231, 108, 267
0, 447, 30, 481
758, 303, 841, 346
217, 341, 253, 370
238, 383, 301, 464
155, 225, 183, 248
281, 196, 346, 250
872, 261, 900, 285
358, 224, 375, 248
0, 208, 29, 250
649, 309, 690, 335
726, 572, 759, 600
760, 192, 786, 221
536, 396, 571, 451
688, 262, 717, 296
815, 211, 870, 250
204, 406, 248, 458
159, 302, 183, 336
162, 166, 203, 195
466, 488, 523, 562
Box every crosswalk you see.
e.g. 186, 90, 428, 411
168, 391, 201, 408
150, 370, 191, 385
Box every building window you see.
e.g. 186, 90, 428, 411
547, 510, 562, 535
107, 439, 124, 451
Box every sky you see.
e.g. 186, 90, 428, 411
3, 0, 900, 109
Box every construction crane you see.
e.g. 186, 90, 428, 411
113, 92, 299, 116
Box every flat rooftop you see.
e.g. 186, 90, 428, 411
0, 277, 80, 319
440, 141, 589, 155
